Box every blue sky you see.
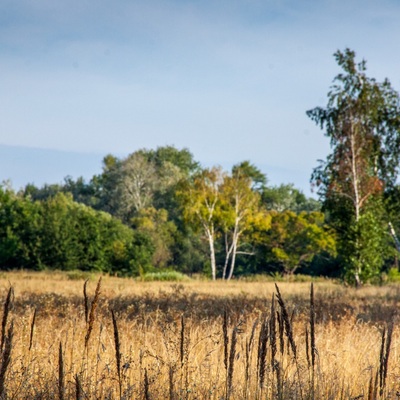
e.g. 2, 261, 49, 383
2, 0, 400, 194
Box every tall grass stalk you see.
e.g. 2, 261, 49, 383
75, 374, 82, 400
83, 279, 89, 324
1, 286, 14, 352
275, 283, 303, 400
379, 319, 393, 397
58, 341, 65, 400
84, 277, 102, 348
28, 308, 36, 352
111, 309, 122, 400
226, 322, 240, 400
245, 318, 258, 398
310, 282, 316, 399
144, 368, 150, 400
223, 310, 229, 373
0, 320, 13, 399
257, 316, 269, 394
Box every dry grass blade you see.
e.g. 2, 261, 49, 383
83, 279, 89, 324
111, 309, 122, 400
277, 310, 285, 356
0, 320, 14, 399
305, 327, 310, 369
310, 283, 316, 369
180, 315, 185, 369
29, 308, 36, 352
270, 294, 277, 368
84, 277, 102, 348
144, 368, 150, 400
168, 365, 174, 400
75, 374, 82, 400
58, 341, 65, 400
380, 320, 394, 396
378, 326, 386, 394
245, 318, 258, 396
227, 321, 241, 400
367, 370, 375, 400
1, 286, 14, 352
223, 310, 229, 372
310, 282, 316, 400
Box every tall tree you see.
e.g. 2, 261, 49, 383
178, 167, 225, 280
307, 49, 400, 284
262, 184, 321, 213
265, 211, 336, 275
221, 164, 262, 280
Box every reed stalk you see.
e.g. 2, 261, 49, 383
28, 308, 36, 352
84, 277, 102, 348
310, 282, 316, 399
223, 310, 229, 373
0, 320, 13, 399
111, 309, 122, 400
58, 341, 65, 400
144, 368, 150, 400
226, 322, 240, 400
1, 286, 14, 352
83, 279, 89, 324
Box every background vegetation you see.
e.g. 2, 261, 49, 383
1, 49, 400, 285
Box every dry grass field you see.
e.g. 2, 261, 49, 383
0, 271, 400, 399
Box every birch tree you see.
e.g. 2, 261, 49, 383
221, 165, 261, 280
178, 167, 224, 280
307, 49, 400, 284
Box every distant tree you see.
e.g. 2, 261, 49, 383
262, 184, 321, 212
385, 185, 400, 256
265, 211, 336, 275
0, 186, 43, 269
307, 49, 400, 284
220, 164, 262, 280
22, 183, 63, 201
140, 145, 200, 176
178, 167, 225, 280
131, 207, 177, 269
0, 187, 154, 274
231, 161, 267, 192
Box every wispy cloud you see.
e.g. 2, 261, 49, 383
1, 0, 400, 192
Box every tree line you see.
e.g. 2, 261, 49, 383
1, 49, 400, 284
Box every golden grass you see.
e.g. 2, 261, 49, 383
0, 271, 399, 399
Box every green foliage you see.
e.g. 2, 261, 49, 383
342, 200, 392, 284
262, 184, 321, 213
263, 211, 336, 275
307, 48, 400, 284
0, 188, 154, 275
231, 161, 267, 192
6, 130, 400, 282
130, 207, 176, 269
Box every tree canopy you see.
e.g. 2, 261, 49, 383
308, 48, 400, 285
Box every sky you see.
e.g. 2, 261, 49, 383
1, 0, 400, 195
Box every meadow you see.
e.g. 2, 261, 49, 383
0, 272, 399, 399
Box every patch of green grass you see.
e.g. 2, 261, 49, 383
66, 270, 97, 281
137, 271, 190, 282
384, 268, 400, 283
